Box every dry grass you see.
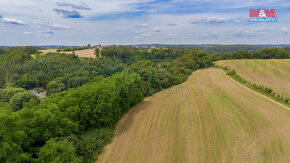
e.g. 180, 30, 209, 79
39, 49, 57, 53
97, 68, 290, 163
215, 59, 290, 98
39, 48, 96, 58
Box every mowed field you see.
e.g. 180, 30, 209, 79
98, 68, 290, 163
215, 59, 290, 98
39, 48, 96, 58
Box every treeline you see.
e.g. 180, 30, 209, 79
214, 48, 290, 60
57, 44, 92, 52
124, 50, 213, 96
202, 45, 262, 54
0, 49, 214, 162
283, 47, 290, 51
222, 66, 289, 106
101, 46, 290, 64
101, 46, 191, 63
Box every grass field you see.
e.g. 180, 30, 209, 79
39, 48, 96, 58
215, 59, 290, 98
97, 69, 290, 163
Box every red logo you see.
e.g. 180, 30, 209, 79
249, 9, 277, 18
249, 9, 277, 22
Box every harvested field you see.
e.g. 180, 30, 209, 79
39, 48, 96, 58
98, 68, 290, 163
39, 49, 57, 53
215, 59, 290, 97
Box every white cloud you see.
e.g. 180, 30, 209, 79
233, 16, 249, 23
190, 17, 226, 24
153, 27, 160, 32
136, 32, 150, 39
135, 24, 149, 28
168, 33, 179, 39
167, 23, 177, 26
38, 22, 72, 35
48, 24, 72, 30
37, 29, 54, 37
281, 28, 288, 31
281, 28, 289, 34
24, 32, 31, 36
1, 17, 24, 25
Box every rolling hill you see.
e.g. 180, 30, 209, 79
215, 59, 290, 98
98, 68, 290, 163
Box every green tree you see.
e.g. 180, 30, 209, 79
9, 91, 39, 111
0, 87, 26, 102
95, 48, 100, 57
12, 79, 37, 89
46, 80, 66, 95
38, 138, 82, 163
22, 46, 38, 55
66, 128, 113, 162
67, 77, 89, 88
0, 112, 26, 162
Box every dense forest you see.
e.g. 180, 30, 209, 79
138, 44, 290, 54
100, 45, 192, 63
202, 45, 263, 54
0, 46, 213, 162
213, 48, 290, 60
0, 47, 125, 90
0, 45, 289, 162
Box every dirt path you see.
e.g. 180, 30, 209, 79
97, 68, 290, 163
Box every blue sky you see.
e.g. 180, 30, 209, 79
0, 0, 289, 45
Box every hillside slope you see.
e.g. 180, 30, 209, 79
215, 59, 290, 97
98, 69, 290, 163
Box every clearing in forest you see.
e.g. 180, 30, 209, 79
39, 48, 96, 58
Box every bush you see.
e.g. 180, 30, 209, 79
226, 70, 236, 75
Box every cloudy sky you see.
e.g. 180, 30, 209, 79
0, 0, 289, 45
